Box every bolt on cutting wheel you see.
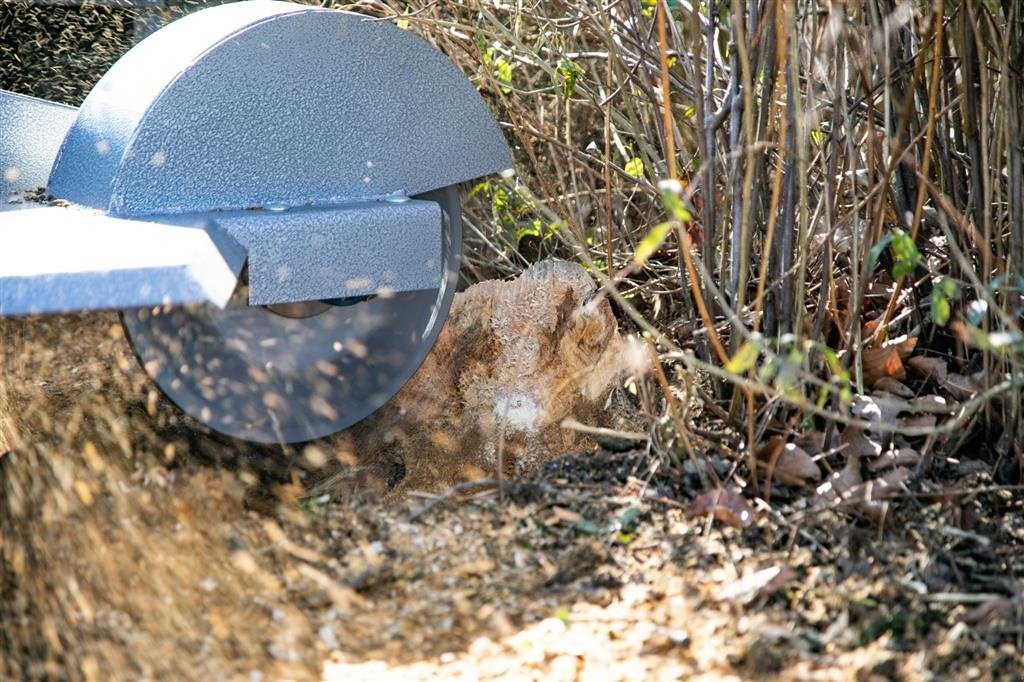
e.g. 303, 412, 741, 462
121, 187, 461, 444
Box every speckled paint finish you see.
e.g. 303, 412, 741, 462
0, 91, 77, 195
212, 199, 442, 306
0, 205, 245, 315
47, 1, 512, 216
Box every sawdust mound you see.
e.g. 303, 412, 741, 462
0, 314, 315, 679
317, 260, 636, 496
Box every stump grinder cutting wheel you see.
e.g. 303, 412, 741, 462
0, 1, 511, 443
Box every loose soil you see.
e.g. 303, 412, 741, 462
2, 314, 1023, 681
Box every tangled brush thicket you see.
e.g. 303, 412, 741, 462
394, 0, 1024, 470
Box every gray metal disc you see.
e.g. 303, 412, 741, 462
122, 187, 461, 444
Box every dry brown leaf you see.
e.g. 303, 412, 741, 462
862, 318, 883, 337
862, 346, 906, 386
943, 372, 980, 401
910, 394, 953, 413
867, 447, 921, 472
901, 413, 937, 430
776, 443, 822, 483
757, 437, 821, 486
715, 566, 796, 604
863, 336, 918, 387
869, 466, 911, 500
756, 436, 785, 464
814, 459, 862, 509
853, 393, 909, 423
795, 430, 835, 456
960, 595, 1022, 626
839, 426, 882, 458
907, 355, 949, 383
687, 487, 754, 528
546, 506, 582, 525
873, 376, 915, 398
891, 335, 919, 360
814, 456, 895, 522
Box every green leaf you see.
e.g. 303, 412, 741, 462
758, 356, 781, 385
869, 229, 921, 279
624, 157, 645, 179
484, 48, 513, 93
467, 180, 489, 199
494, 58, 513, 89
659, 185, 693, 222
574, 519, 599, 534
617, 507, 642, 530
725, 341, 760, 374
810, 128, 826, 146
930, 277, 959, 326
889, 229, 921, 278
932, 296, 951, 326
555, 606, 571, 624
555, 59, 582, 99
868, 233, 894, 270
633, 222, 673, 266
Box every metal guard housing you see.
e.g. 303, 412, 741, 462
47, 0, 512, 216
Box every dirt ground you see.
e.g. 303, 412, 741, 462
2, 314, 1023, 682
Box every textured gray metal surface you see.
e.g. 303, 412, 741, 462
0, 91, 77, 196
0, 206, 245, 316
48, 1, 512, 217
122, 186, 464, 443
214, 199, 442, 306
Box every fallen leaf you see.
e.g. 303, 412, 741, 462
862, 318, 883, 337
853, 393, 909, 424
957, 459, 991, 476
715, 566, 796, 604
942, 372, 980, 401
840, 426, 882, 458
814, 457, 892, 522
869, 466, 911, 500
687, 488, 754, 528
910, 394, 953, 413
867, 447, 921, 472
851, 394, 883, 421
960, 595, 1021, 626
890, 335, 919, 360
795, 431, 829, 456
777, 443, 821, 484
907, 355, 948, 383
901, 413, 937, 430
862, 346, 906, 386
873, 376, 915, 398
756, 437, 821, 486
814, 458, 862, 503
546, 506, 582, 525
